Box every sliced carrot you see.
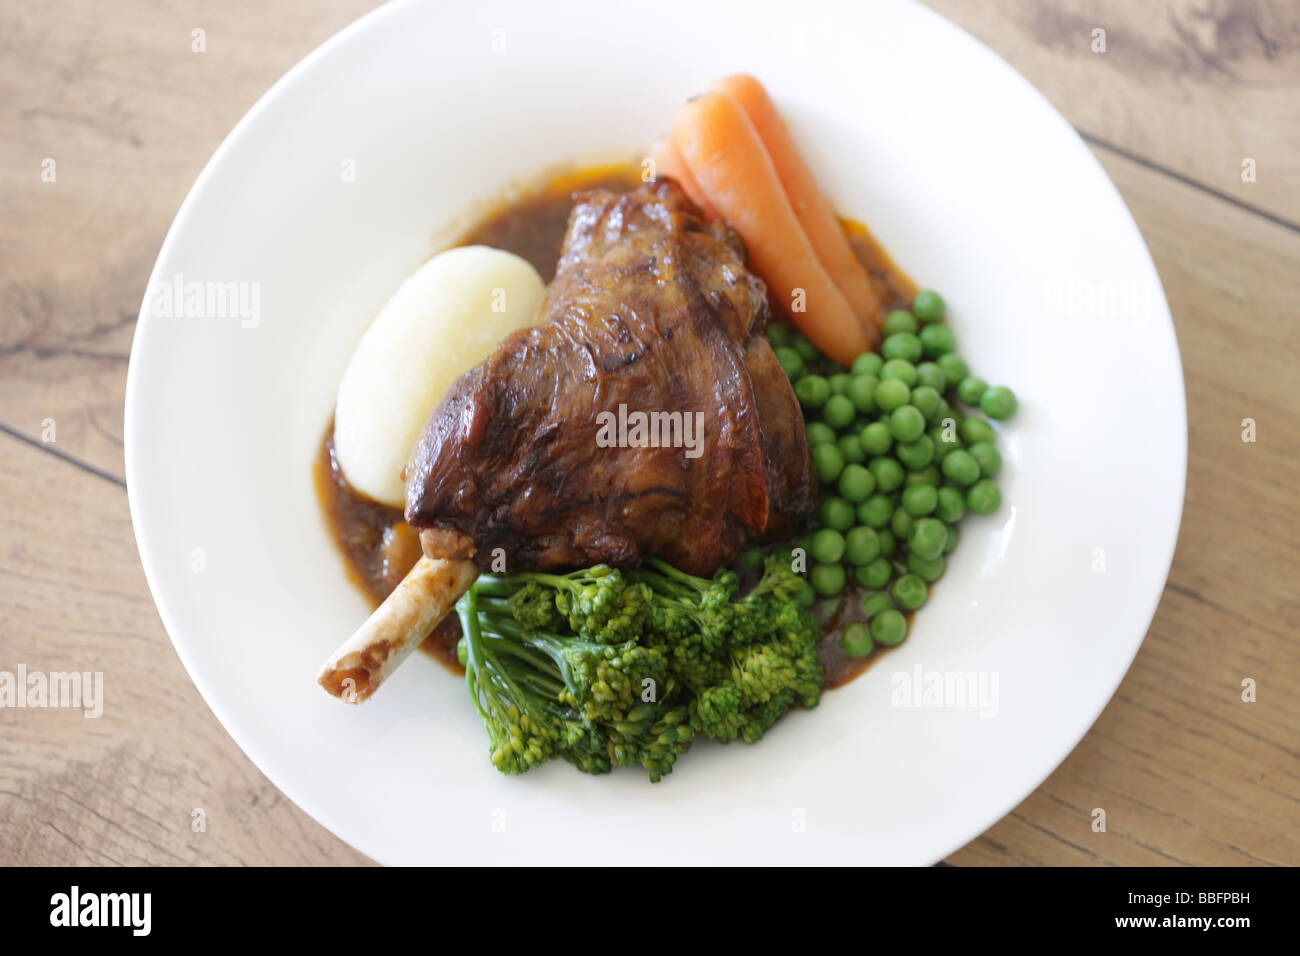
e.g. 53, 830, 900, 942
649, 137, 719, 220
672, 92, 868, 367
714, 74, 882, 342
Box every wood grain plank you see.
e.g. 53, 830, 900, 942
0, 436, 371, 865
0, 0, 383, 479
948, 142, 1300, 866
922, 0, 1300, 226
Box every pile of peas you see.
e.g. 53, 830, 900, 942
756, 288, 1016, 660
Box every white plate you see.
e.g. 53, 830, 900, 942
125, 0, 1185, 865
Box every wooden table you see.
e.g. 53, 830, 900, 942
2, 0, 1295, 866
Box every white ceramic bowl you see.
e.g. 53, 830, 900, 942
126, 0, 1185, 865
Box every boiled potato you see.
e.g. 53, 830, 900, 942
334, 246, 545, 507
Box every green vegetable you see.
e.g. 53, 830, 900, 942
844, 526, 881, 565
908, 517, 947, 561
935, 486, 967, 524
846, 374, 879, 413
859, 592, 891, 618
837, 463, 876, 502
841, 623, 874, 658
811, 528, 846, 564
891, 573, 928, 612
818, 496, 856, 532
811, 562, 846, 597
812, 443, 845, 483
458, 557, 823, 781
882, 332, 923, 364
880, 359, 918, 387
980, 385, 1018, 420
941, 449, 980, 487
967, 440, 1002, 478
957, 376, 988, 406
905, 464, 941, 487
795, 374, 831, 408
896, 435, 935, 470
860, 421, 893, 455
881, 309, 918, 336
902, 484, 938, 517
837, 433, 867, 464
806, 421, 837, 447
856, 557, 892, 590
875, 377, 910, 412
851, 352, 883, 376
857, 493, 893, 529
908, 552, 946, 583
890, 508, 914, 540
828, 373, 851, 396
915, 361, 947, 392
871, 608, 908, 646
741, 545, 765, 570
767, 323, 791, 348
775, 347, 804, 379
909, 386, 941, 423
918, 323, 955, 357
936, 353, 968, 384
911, 290, 946, 322
890, 404, 926, 443
959, 417, 994, 445
823, 394, 856, 429
869, 456, 905, 493
791, 333, 820, 363
966, 479, 1002, 515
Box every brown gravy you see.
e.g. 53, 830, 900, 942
315, 162, 923, 688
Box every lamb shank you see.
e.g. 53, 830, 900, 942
319, 180, 815, 701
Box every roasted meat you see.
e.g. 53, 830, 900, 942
404, 180, 815, 576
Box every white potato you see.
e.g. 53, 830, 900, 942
334, 245, 545, 507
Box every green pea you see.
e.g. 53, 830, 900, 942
936, 353, 968, 384
968, 440, 1002, 478
860, 421, 893, 455
881, 310, 918, 336
936, 486, 967, 524
841, 622, 874, 658
811, 562, 847, 597
966, 479, 1002, 515
812, 443, 845, 483
818, 496, 856, 532
837, 433, 866, 464
889, 404, 926, 443
741, 545, 765, 570
851, 352, 883, 376
871, 608, 908, 646
767, 323, 792, 348
909, 385, 941, 423
823, 394, 856, 429
775, 347, 804, 379
875, 377, 910, 412
810, 528, 846, 564
891, 573, 928, 611
880, 359, 918, 387
869, 456, 905, 493
859, 591, 891, 618
919, 322, 956, 357
795, 374, 831, 408
896, 434, 935, 470
942, 524, 960, 555
890, 509, 914, 542
837, 463, 876, 502
844, 526, 881, 566
908, 551, 946, 583
980, 385, 1018, 420
857, 556, 893, 590
908, 517, 947, 561
915, 361, 947, 392
959, 417, 994, 445
875, 529, 896, 557
825, 373, 849, 396
902, 484, 938, 517
911, 289, 946, 322
795, 581, 816, 608
856, 493, 893, 529
942, 449, 980, 487
882, 332, 923, 364
930, 425, 959, 463
905, 464, 941, 487
792, 333, 820, 362
957, 376, 988, 406
935, 398, 954, 425
806, 421, 837, 447
846, 373, 880, 414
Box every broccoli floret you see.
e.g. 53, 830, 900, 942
457, 552, 823, 782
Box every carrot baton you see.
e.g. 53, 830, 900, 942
649, 137, 719, 221
713, 74, 882, 344
673, 92, 868, 367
